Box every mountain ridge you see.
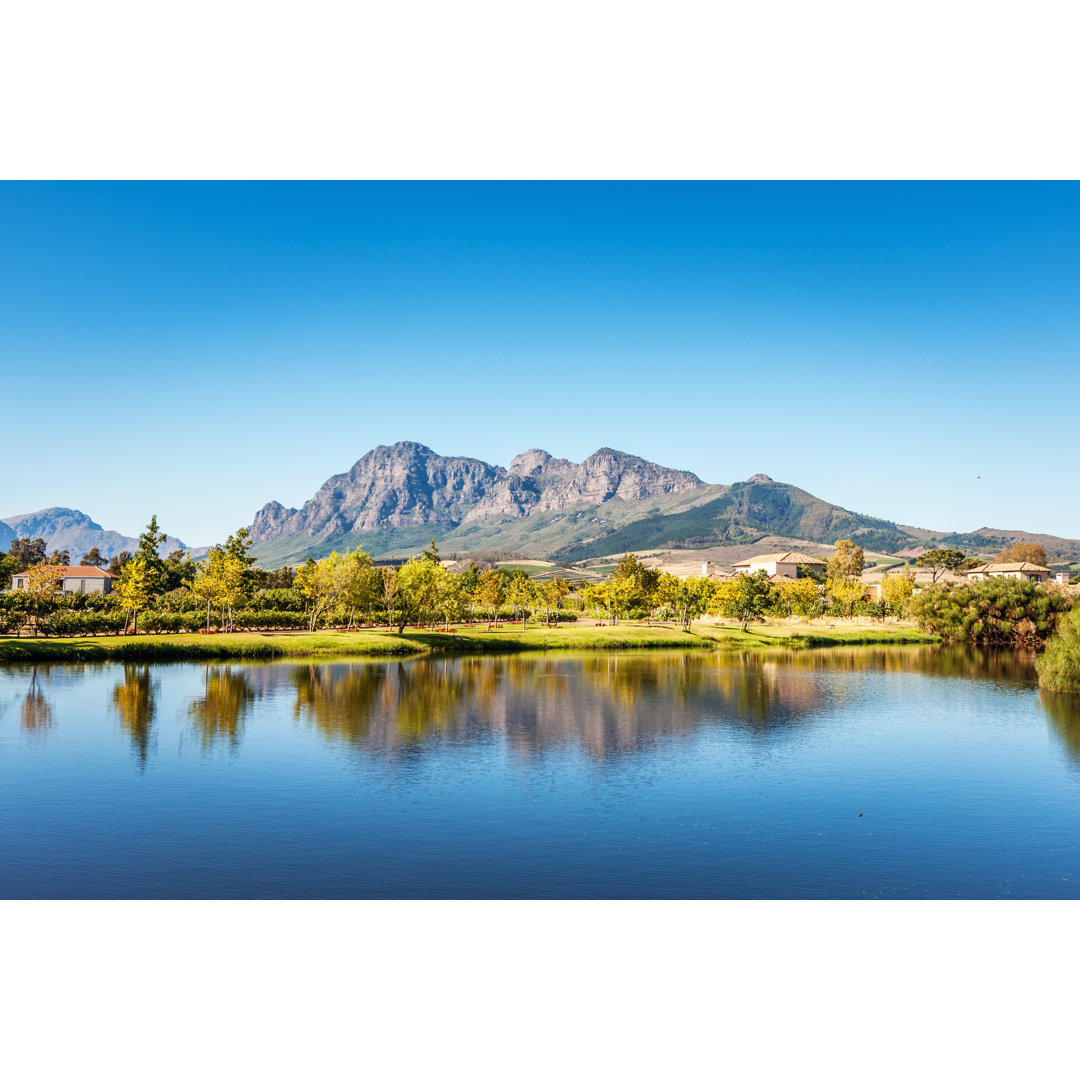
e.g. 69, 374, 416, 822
0, 508, 187, 562
242, 441, 1080, 568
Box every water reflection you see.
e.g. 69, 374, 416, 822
20, 668, 54, 742
1040, 690, 1080, 767
284, 651, 845, 758
4, 647, 1044, 768
189, 667, 256, 751
111, 665, 158, 768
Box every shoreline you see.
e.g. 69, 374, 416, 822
0, 623, 940, 664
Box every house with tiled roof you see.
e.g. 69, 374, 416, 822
963, 561, 1051, 583
731, 551, 826, 580
10, 565, 118, 594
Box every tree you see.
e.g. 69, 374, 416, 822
80, 547, 107, 568
24, 564, 64, 637
114, 558, 155, 634
46, 548, 71, 566
433, 567, 466, 630
339, 548, 378, 628
729, 570, 773, 631
657, 573, 710, 630
8, 537, 47, 572
999, 541, 1049, 567
380, 566, 400, 629
880, 569, 915, 610
295, 551, 346, 632
609, 554, 661, 620
136, 514, 169, 592
914, 548, 967, 583
828, 576, 865, 616
538, 577, 569, 625
507, 575, 536, 627
190, 553, 227, 632
827, 539, 865, 581
108, 550, 131, 576
162, 549, 197, 592
475, 569, 507, 627
397, 558, 440, 630
421, 538, 441, 565
772, 577, 821, 618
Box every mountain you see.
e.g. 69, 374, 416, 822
247, 442, 705, 564
245, 442, 1080, 569
0, 508, 187, 561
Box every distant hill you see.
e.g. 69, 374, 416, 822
13, 445, 1080, 571
241, 441, 1080, 568
0, 508, 187, 561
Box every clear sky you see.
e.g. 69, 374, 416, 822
2, 182, 1077, 545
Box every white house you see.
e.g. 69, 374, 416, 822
10, 566, 118, 594
731, 551, 826, 580
963, 561, 1051, 583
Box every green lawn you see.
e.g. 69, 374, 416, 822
0, 621, 938, 664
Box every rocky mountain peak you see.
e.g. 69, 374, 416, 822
746, 473, 774, 483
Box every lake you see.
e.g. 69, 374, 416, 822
3, 648, 1080, 898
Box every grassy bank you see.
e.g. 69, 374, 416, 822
696, 624, 940, 649
0, 621, 938, 664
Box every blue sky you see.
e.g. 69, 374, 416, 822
1, 182, 1077, 545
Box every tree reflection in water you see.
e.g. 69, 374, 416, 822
20, 667, 54, 742
283, 651, 891, 760
280, 647, 1043, 764
111, 665, 158, 768
189, 667, 257, 752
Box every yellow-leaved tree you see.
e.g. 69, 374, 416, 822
114, 558, 155, 634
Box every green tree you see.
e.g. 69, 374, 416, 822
79, 547, 107, 568
421, 538, 441, 565
397, 558, 440, 630
9, 538, 47, 572
46, 548, 71, 566
914, 548, 967, 583
162, 549, 197, 591
108, 550, 131, 576
729, 570, 773, 631
433, 567, 466, 630
136, 514, 169, 593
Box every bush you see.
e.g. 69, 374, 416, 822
38, 610, 126, 636
1037, 607, 1080, 692
910, 578, 1071, 647
232, 609, 308, 631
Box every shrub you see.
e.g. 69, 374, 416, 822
910, 578, 1071, 647
1037, 607, 1080, 692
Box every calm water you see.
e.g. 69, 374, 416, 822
3, 648, 1080, 898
